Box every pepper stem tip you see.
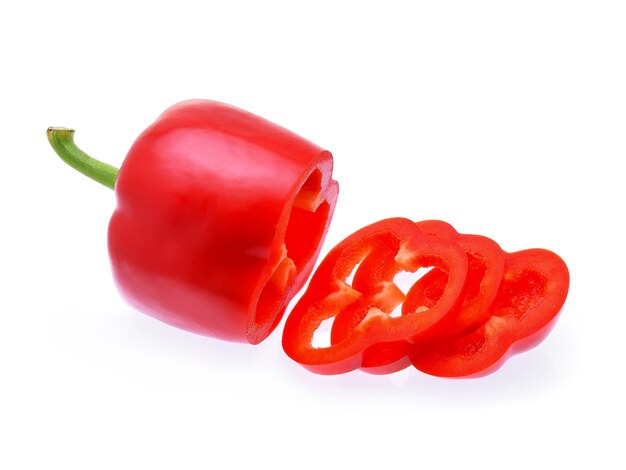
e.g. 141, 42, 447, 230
46, 126, 119, 190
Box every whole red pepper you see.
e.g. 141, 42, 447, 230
47, 100, 338, 344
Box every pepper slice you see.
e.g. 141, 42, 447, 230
331, 220, 505, 374
281, 218, 468, 375
410, 248, 570, 377
48, 100, 338, 344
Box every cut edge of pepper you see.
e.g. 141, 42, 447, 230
247, 154, 338, 344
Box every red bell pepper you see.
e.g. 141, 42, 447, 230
410, 248, 570, 377
49, 101, 569, 380
330, 220, 506, 374
281, 218, 469, 375
47, 100, 338, 344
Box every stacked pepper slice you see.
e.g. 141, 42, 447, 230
282, 218, 569, 377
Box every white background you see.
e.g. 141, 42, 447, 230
1, 1, 625, 468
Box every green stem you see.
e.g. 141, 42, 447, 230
46, 127, 119, 190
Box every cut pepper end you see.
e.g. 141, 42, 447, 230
248, 160, 338, 344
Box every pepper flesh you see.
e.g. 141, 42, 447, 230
107, 100, 338, 344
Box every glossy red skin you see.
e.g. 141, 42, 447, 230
282, 218, 469, 375
331, 220, 505, 374
108, 100, 338, 344
410, 248, 569, 378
